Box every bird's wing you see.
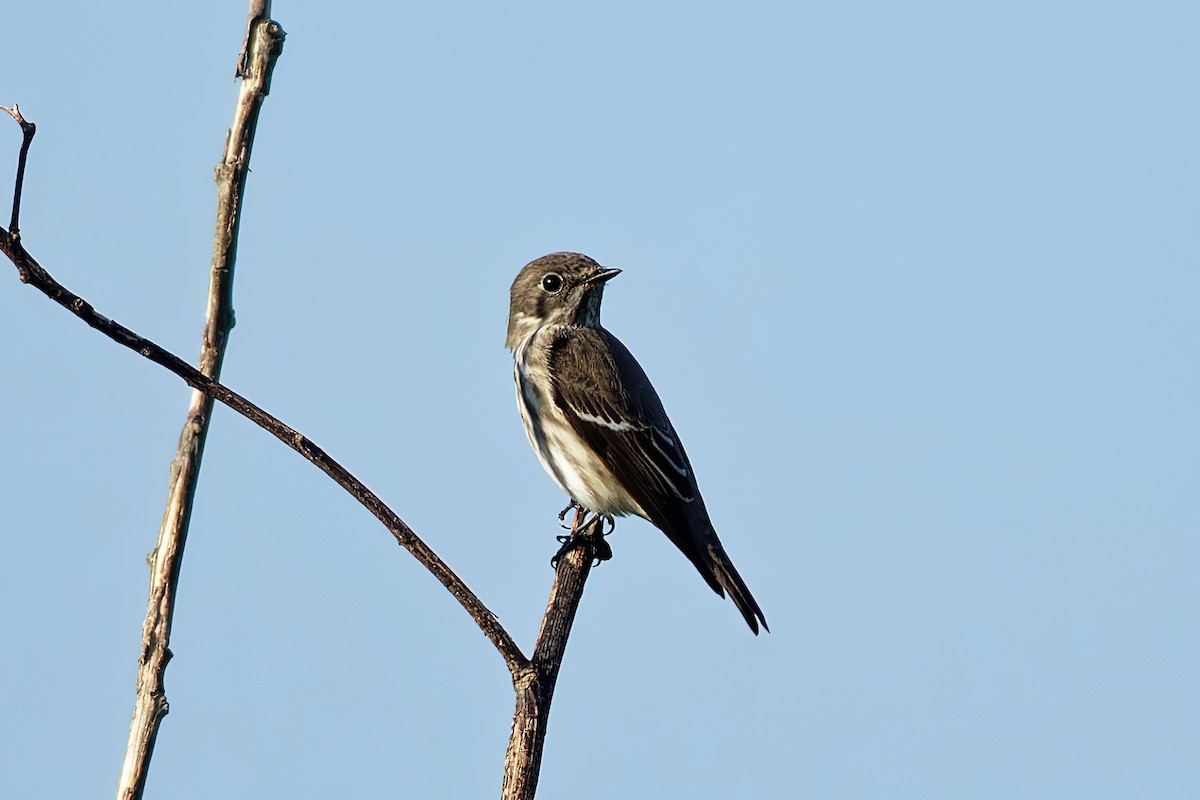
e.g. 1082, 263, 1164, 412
547, 327, 697, 515
549, 326, 769, 634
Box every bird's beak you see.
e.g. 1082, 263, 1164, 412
583, 268, 622, 286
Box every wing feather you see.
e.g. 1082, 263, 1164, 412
547, 326, 768, 632
548, 328, 696, 516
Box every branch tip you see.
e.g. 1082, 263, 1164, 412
2, 102, 36, 236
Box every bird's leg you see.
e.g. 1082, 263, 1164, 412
571, 505, 589, 534
589, 514, 615, 564
555, 502, 589, 540
558, 499, 582, 529
551, 508, 615, 568
552, 505, 588, 567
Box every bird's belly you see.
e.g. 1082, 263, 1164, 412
515, 368, 644, 517
538, 419, 644, 517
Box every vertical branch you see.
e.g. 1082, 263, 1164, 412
0, 104, 35, 236
115, 10, 285, 800
501, 529, 603, 800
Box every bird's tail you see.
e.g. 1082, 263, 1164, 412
706, 541, 769, 635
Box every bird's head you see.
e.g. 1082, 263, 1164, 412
506, 252, 621, 350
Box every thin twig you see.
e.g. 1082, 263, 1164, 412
0, 235, 529, 675
0, 103, 35, 238
114, 11, 286, 800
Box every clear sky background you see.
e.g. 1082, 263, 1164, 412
2, 2, 1197, 798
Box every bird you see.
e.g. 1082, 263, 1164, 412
506, 252, 768, 634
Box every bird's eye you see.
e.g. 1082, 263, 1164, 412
541, 273, 563, 294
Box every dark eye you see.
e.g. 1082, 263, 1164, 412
541, 273, 563, 293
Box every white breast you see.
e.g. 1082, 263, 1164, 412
513, 328, 646, 517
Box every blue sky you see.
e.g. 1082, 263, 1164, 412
2, 2, 1197, 797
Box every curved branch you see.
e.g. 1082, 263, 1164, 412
0, 231, 529, 677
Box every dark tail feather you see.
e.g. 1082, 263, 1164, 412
706, 542, 769, 635
657, 515, 769, 634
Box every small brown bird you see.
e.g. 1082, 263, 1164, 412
507, 252, 767, 633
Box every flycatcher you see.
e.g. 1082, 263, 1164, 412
507, 252, 768, 634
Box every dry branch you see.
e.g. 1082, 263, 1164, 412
0, 217, 529, 667
114, 10, 286, 799
501, 523, 606, 799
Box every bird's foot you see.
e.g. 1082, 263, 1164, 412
551, 513, 614, 568
590, 520, 614, 564
558, 499, 583, 529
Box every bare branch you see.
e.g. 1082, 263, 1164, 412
501, 524, 604, 800
0, 232, 529, 676
3, 44, 531, 796
113, 12, 286, 800
0, 103, 35, 238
